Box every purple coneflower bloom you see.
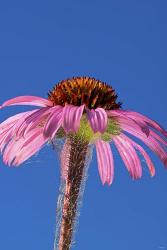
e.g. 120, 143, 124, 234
1, 77, 167, 180
0, 77, 167, 250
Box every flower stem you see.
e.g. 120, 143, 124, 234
54, 135, 92, 250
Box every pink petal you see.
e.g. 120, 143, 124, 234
0, 122, 17, 137
62, 104, 84, 133
19, 128, 43, 149
3, 138, 24, 165
0, 110, 38, 135
24, 107, 50, 124
87, 108, 107, 133
0, 111, 29, 132
11, 109, 40, 138
3, 128, 43, 166
126, 111, 167, 138
43, 106, 63, 138
95, 140, 114, 185
149, 130, 167, 147
114, 116, 149, 139
121, 123, 167, 167
12, 132, 48, 166
113, 137, 138, 179
115, 135, 142, 178
108, 109, 167, 138
20, 107, 51, 137
115, 113, 167, 147
107, 110, 150, 137
0, 129, 14, 153
1, 96, 53, 108
121, 133, 155, 176
0, 110, 38, 152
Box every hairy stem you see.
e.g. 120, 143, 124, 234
54, 135, 92, 250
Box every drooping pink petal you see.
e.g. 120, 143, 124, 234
0, 122, 17, 138
133, 119, 150, 137
121, 111, 167, 138
62, 104, 84, 133
24, 107, 50, 124
126, 111, 167, 138
108, 109, 167, 138
113, 112, 167, 147
0, 110, 38, 136
120, 133, 155, 176
0, 110, 38, 152
113, 136, 138, 179
0, 129, 10, 144
43, 106, 63, 139
95, 140, 114, 185
107, 110, 150, 137
11, 109, 40, 138
121, 123, 167, 167
87, 108, 107, 133
114, 135, 142, 179
149, 130, 167, 147
19, 107, 51, 137
3, 138, 24, 166
2, 128, 43, 166
19, 128, 43, 149
0, 105, 62, 166
0, 96, 53, 109
113, 115, 150, 140
12, 132, 48, 166
0, 129, 14, 153
0, 111, 30, 133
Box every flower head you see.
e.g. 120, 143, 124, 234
0, 76, 167, 185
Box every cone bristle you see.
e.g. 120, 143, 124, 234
48, 76, 121, 110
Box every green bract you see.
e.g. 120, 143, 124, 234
56, 115, 121, 143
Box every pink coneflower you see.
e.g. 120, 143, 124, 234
0, 77, 167, 250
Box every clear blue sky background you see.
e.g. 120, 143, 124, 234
0, 1, 167, 250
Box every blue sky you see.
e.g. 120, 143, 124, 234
0, 0, 167, 249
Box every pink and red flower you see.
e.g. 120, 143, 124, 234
0, 78, 167, 185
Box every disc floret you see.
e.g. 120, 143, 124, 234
48, 76, 121, 110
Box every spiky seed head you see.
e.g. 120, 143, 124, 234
48, 77, 121, 110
